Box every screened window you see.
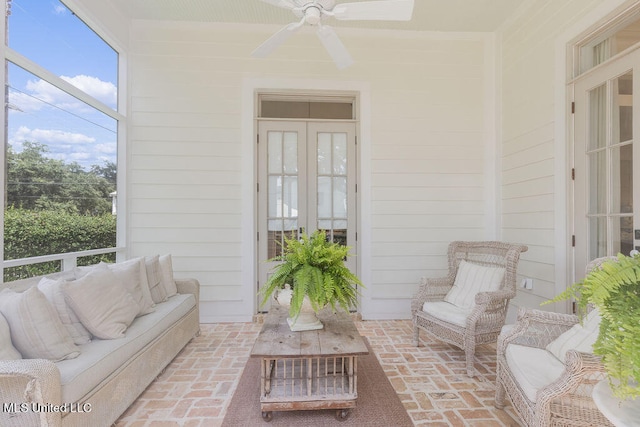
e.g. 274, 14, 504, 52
3, 0, 121, 281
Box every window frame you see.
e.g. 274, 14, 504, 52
1, 0, 128, 279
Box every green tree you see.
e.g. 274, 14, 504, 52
6, 141, 115, 214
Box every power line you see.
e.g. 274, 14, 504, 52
7, 84, 117, 134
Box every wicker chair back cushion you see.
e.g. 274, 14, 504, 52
444, 260, 505, 309
545, 309, 600, 362
505, 344, 565, 403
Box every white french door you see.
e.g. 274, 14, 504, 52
257, 120, 357, 304
573, 47, 640, 279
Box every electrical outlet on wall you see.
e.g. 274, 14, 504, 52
520, 278, 533, 290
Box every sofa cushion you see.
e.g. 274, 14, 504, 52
63, 267, 139, 339
546, 309, 600, 362
444, 260, 505, 309
0, 312, 21, 359
159, 254, 178, 298
38, 277, 92, 345
505, 344, 565, 403
0, 287, 80, 361
107, 258, 156, 316
57, 293, 196, 404
145, 255, 168, 303
422, 301, 473, 327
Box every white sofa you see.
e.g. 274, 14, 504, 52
0, 255, 200, 427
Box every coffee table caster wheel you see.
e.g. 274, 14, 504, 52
262, 411, 273, 422
335, 409, 350, 421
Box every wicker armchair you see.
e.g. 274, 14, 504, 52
411, 241, 527, 377
494, 256, 617, 427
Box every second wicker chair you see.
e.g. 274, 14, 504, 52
411, 241, 527, 377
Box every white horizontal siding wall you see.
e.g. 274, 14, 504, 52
498, 0, 619, 317
128, 21, 494, 322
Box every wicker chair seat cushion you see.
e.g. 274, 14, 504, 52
444, 260, 505, 309
505, 344, 565, 403
422, 301, 473, 327
545, 309, 600, 362
57, 292, 195, 404
0, 312, 21, 359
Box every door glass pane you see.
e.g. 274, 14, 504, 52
318, 220, 332, 230
267, 129, 298, 258
589, 84, 607, 150
588, 151, 607, 214
615, 71, 633, 144
333, 177, 347, 218
317, 133, 332, 174
316, 131, 350, 246
283, 132, 298, 174
612, 144, 633, 214
268, 132, 282, 173
333, 134, 347, 175
268, 176, 281, 217
317, 176, 332, 218
612, 216, 634, 255
332, 229, 347, 246
282, 176, 298, 217
589, 217, 607, 259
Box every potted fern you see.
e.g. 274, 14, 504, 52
259, 230, 362, 331
547, 252, 640, 399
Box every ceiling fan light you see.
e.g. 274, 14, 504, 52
305, 6, 322, 25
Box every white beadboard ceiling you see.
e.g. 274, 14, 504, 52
110, 0, 527, 32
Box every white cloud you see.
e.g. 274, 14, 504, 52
52, 5, 67, 15
10, 75, 117, 113
95, 143, 117, 155
9, 126, 114, 169
25, 78, 75, 106
61, 75, 117, 107
16, 127, 95, 145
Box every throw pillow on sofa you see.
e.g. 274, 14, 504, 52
0, 287, 80, 361
38, 277, 92, 345
145, 255, 168, 303
0, 312, 21, 359
63, 267, 139, 339
105, 258, 156, 316
159, 254, 178, 298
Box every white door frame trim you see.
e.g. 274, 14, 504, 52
241, 77, 372, 319
553, 0, 629, 312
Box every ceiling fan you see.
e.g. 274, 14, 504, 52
252, 0, 415, 69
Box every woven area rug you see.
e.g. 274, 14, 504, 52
221, 337, 413, 426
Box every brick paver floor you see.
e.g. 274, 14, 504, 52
115, 319, 522, 426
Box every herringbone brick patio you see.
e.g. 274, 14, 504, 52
115, 320, 522, 426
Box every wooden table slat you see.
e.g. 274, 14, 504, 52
250, 305, 368, 358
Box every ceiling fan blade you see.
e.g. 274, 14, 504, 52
252, 22, 302, 58
257, 0, 298, 10
316, 25, 354, 70
332, 0, 414, 21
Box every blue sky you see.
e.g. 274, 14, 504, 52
7, 0, 118, 170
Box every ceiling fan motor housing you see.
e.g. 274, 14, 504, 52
293, 0, 336, 25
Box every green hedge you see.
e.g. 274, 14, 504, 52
4, 208, 116, 281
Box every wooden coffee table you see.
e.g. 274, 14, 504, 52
250, 305, 369, 421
